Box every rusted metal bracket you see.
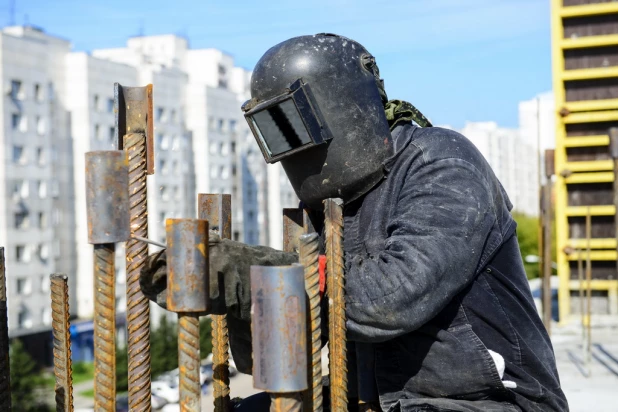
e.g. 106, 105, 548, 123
282, 208, 314, 253
114, 83, 154, 174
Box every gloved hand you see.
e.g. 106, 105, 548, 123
139, 231, 299, 372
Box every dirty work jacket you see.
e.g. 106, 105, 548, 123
340, 123, 568, 411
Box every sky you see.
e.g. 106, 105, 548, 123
8, 0, 552, 128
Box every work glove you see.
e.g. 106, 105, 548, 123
139, 230, 299, 373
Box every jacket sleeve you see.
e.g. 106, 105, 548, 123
345, 157, 497, 342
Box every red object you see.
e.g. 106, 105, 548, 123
318, 255, 327, 297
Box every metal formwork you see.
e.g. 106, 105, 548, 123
551, 0, 618, 322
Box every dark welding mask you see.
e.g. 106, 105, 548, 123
242, 33, 393, 209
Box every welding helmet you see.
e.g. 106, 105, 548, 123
242, 33, 392, 208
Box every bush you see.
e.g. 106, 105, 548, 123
10, 339, 52, 412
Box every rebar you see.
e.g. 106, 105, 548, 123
300, 233, 323, 412
0, 248, 11, 412
198, 194, 232, 412
51, 274, 74, 412
577, 249, 585, 346
94, 243, 116, 412
123, 133, 152, 412
270, 393, 303, 412
542, 181, 553, 335
323, 198, 348, 412
585, 208, 592, 370
178, 314, 201, 412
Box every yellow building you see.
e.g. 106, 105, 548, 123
551, 0, 618, 322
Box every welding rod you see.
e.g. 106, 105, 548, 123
166, 218, 210, 412
251, 265, 307, 412
324, 198, 348, 411
86, 150, 130, 411
198, 193, 232, 412
50, 274, 74, 412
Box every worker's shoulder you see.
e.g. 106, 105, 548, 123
409, 126, 489, 172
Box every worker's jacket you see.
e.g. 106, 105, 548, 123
339, 123, 568, 411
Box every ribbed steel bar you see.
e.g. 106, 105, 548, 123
198, 194, 231, 412
323, 198, 348, 412
0, 248, 11, 412
577, 249, 585, 350
51, 274, 74, 412
178, 314, 201, 412
542, 149, 555, 336
94, 243, 116, 412
300, 233, 323, 412
585, 208, 592, 370
123, 133, 152, 412
270, 393, 303, 412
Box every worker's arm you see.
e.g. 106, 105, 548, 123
345, 157, 497, 343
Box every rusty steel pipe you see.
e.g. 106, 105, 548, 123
86, 151, 130, 411
251, 265, 307, 408
198, 194, 232, 412
166, 218, 210, 411
51, 274, 74, 412
299, 233, 323, 412
542, 150, 555, 335
123, 132, 152, 411
324, 198, 348, 411
0, 248, 11, 412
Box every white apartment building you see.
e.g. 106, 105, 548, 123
459, 122, 538, 216
519, 92, 556, 186
0, 26, 72, 344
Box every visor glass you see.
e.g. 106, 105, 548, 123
251, 99, 312, 157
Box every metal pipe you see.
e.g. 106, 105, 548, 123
585, 208, 592, 371
51, 274, 74, 412
123, 132, 152, 411
577, 249, 585, 353
198, 194, 232, 412
300, 233, 323, 412
542, 149, 555, 334
0, 247, 11, 412
251, 265, 307, 411
323, 198, 348, 412
86, 150, 130, 411
131, 235, 166, 249
166, 218, 210, 412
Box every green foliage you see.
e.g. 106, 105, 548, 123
512, 212, 556, 280
150, 315, 179, 379
200, 317, 213, 360
116, 342, 129, 392
10, 339, 52, 412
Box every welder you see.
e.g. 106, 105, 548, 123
141, 33, 568, 411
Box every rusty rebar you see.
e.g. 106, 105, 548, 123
198, 194, 232, 412
300, 233, 323, 412
178, 314, 201, 412
585, 208, 592, 370
51, 274, 74, 412
270, 393, 303, 412
323, 198, 348, 411
0, 248, 11, 412
94, 243, 116, 412
123, 132, 152, 412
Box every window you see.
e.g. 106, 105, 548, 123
248, 210, 255, 220
95, 124, 102, 140
210, 142, 218, 155
173, 186, 180, 200
218, 79, 228, 89
36, 147, 45, 165
172, 160, 179, 175
220, 143, 228, 155
93, 94, 100, 111
36, 116, 45, 135
171, 110, 177, 123
50, 180, 59, 198
38, 244, 49, 262
16, 245, 31, 263
172, 136, 180, 150
38, 181, 47, 198
38, 212, 47, 230
233, 231, 240, 241
10, 80, 24, 100
34, 83, 43, 102
41, 308, 51, 326
13, 145, 26, 164
208, 117, 215, 131
229, 120, 237, 132
156, 107, 166, 122
232, 165, 237, 177
210, 166, 218, 179
48, 82, 55, 101
220, 166, 229, 179
11, 113, 20, 130
14, 211, 29, 229
107, 98, 114, 113
159, 134, 170, 150
218, 64, 227, 76
17, 278, 31, 295
40, 275, 49, 293
18, 308, 32, 329
231, 142, 236, 154
160, 186, 169, 201
13, 180, 28, 199
159, 159, 169, 175
109, 127, 115, 142
19, 114, 27, 132
218, 119, 225, 132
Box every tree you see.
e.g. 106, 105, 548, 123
10, 339, 51, 411
116, 342, 128, 392
199, 317, 213, 360
512, 212, 556, 280
150, 315, 178, 379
